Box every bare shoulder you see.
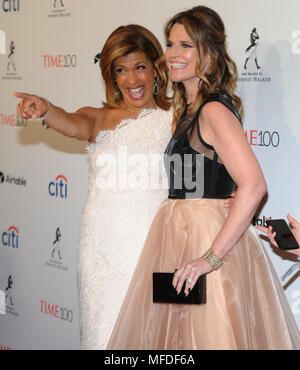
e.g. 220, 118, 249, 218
200, 101, 240, 128
73, 106, 110, 142
199, 101, 243, 147
93, 107, 136, 131
83, 106, 127, 142
76, 106, 107, 121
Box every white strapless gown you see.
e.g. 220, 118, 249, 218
78, 108, 172, 349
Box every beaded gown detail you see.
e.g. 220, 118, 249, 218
77, 108, 172, 350
107, 94, 300, 350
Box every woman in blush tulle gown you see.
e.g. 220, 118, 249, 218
108, 7, 300, 350
15, 25, 173, 349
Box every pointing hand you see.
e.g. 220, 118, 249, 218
14, 92, 49, 120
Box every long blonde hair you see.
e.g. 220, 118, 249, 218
100, 24, 171, 111
165, 6, 242, 121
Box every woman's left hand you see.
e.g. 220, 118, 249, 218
172, 258, 213, 296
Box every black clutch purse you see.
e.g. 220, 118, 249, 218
153, 272, 206, 304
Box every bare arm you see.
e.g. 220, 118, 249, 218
173, 102, 267, 295
14, 92, 98, 141
203, 102, 267, 258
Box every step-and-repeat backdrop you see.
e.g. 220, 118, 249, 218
0, 0, 300, 350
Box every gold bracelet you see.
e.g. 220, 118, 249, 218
203, 248, 224, 271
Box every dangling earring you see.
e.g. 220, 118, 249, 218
114, 79, 122, 100
153, 77, 159, 95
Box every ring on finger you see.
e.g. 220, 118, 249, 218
186, 277, 192, 284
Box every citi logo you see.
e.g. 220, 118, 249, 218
1, 226, 19, 249
48, 174, 68, 198
2, 0, 20, 12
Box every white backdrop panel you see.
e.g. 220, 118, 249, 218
0, 0, 299, 350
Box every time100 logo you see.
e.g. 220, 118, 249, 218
245, 130, 280, 148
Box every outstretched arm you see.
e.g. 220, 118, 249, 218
14, 92, 97, 141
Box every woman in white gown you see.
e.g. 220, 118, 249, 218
78, 107, 171, 348
14, 24, 172, 349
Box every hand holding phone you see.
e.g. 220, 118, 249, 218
265, 219, 300, 250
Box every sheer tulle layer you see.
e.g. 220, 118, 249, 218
108, 199, 300, 350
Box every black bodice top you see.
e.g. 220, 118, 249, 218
164, 92, 242, 200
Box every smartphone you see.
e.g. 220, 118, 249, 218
265, 219, 300, 250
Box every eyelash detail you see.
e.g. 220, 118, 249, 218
182, 43, 193, 48
115, 65, 146, 73
166, 42, 193, 48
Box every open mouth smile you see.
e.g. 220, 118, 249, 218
126, 86, 145, 100
170, 63, 187, 70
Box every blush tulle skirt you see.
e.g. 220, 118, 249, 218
107, 199, 300, 350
